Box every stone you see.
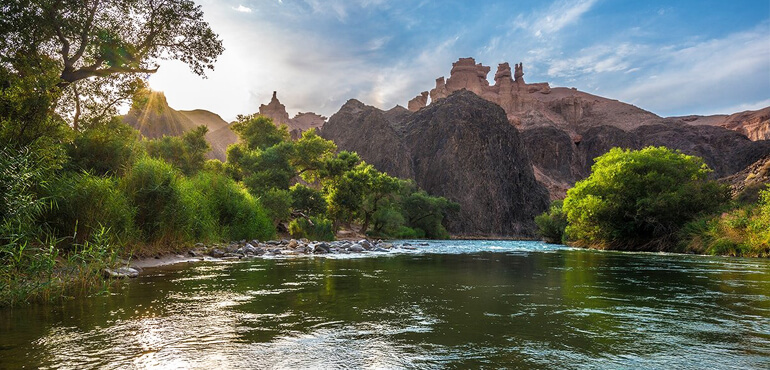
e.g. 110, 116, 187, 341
349, 244, 365, 252
259, 91, 291, 125
104, 267, 140, 279
209, 248, 225, 258
287, 239, 298, 249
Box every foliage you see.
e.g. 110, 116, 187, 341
679, 187, 770, 257
260, 188, 293, 227
145, 125, 210, 175
230, 114, 289, 151
562, 147, 730, 250
184, 171, 274, 241
535, 200, 568, 244
290, 129, 337, 183
400, 185, 458, 239
67, 117, 143, 175
120, 156, 184, 242
43, 172, 135, 245
288, 217, 335, 241
290, 184, 327, 217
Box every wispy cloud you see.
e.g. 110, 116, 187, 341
233, 5, 252, 13
511, 0, 598, 37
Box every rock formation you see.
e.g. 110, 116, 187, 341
257, 91, 327, 139
320, 99, 414, 179
322, 90, 550, 236
675, 106, 770, 141
407, 91, 429, 112
122, 89, 236, 161
259, 91, 291, 125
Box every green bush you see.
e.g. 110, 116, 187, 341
120, 157, 185, 242
44, 172, 135, 245
185, 171, 274, 241
680, 187, 770, 257
145, 126, 210, 176
535, 200, 568, 244
67, 118, 142, 176
288, 217, 335, 241
563, 146, 730, 251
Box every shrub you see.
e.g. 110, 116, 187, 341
185, 171, 274, 241
535, 200, 568, 244
121, 157, 184, 242
288, 217, 335, 241
563, 147, 730, 251
44, 172, 135, 245
145, 125, 210, 176
67, 118, 142, 176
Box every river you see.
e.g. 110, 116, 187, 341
1, 240, 769, 369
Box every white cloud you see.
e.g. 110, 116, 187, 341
511, 0, 598, 37
233, 5, 252, 13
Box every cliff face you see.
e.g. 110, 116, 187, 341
675, 106, 770, 141
402, 91, 549, 236
322, 91, 550, 236
320, 99, 414, 179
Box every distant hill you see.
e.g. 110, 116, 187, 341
122, 90, 237, 161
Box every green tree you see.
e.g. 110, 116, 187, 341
290, 184, 327, 217
535, 200, 568, 244
1, 0, 224, 130
562, 146, 730, 250
145, 125, 210, 176
260, 188, 293, 227
400, 187, 459, 239
230, 114, 289, 151
290, 129, 337, 183
67, 117, 143, 175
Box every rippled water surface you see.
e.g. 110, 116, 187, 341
2, 240, 769, 369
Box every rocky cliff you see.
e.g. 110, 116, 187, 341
259, 91, 326, 139
322, 91, 550, 236
402, 57, 770, 199
320, 99, 414, 179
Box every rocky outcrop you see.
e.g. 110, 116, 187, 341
403, 91, 549, 235
123, 90, 202, 138
721, 155, 770, 200
258, 91, 327, 139
205, 125, 238, 161
676, 106, 770, 141
123, 89, 237, 161
259, 91, 291, 125
320, 99, 414, 179
408, 91, 429, 112
323, 91, 550, 236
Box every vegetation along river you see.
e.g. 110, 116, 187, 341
1, 240, 769, 369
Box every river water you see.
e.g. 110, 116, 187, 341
1, 240, 769, 369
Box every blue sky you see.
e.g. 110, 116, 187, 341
148, 0, 770, 120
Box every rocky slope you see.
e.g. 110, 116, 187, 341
403, 57, 770, 199
320, 99, 414, 179
674, 106, 770, 141
122, 90, 238, 160
322, 91, 550, 236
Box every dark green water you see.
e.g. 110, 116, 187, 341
1, 240, 769, 369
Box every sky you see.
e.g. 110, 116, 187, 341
147, 0, 770, 121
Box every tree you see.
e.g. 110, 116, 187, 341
326, 162, 400, 233
400, 187, 459, 239
562, 146, 730, 250
290, 129, 337, 183
1, 0, 223, 87
230, 115, 289, 151
1, 0, 224, 130
290, 184, 327, 217
145, 125, 210, 176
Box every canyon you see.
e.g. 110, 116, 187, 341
124, 57, 770, 236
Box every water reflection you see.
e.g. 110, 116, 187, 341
1, 241, 769, 369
